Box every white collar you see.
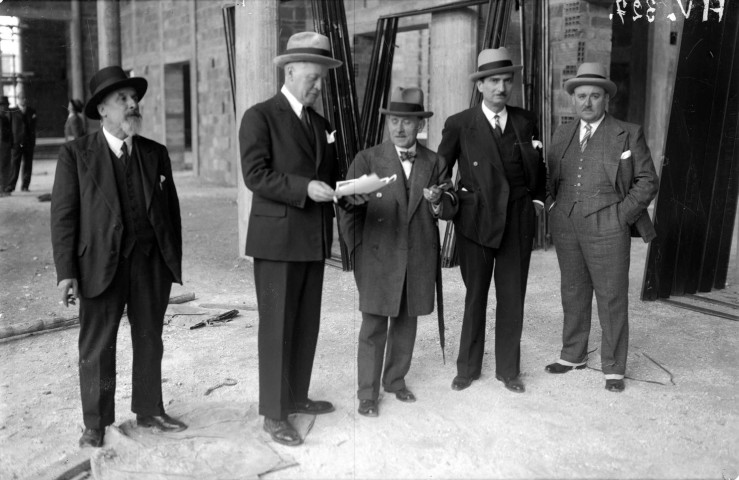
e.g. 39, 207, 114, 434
394, 143, 417, 156
281, 85, 304, 118
481, 103, 508, 129
580, 114, 605, 136
102, 127, 133, 158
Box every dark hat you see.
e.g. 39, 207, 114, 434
379, 87, 433, 118
273, 32, 342, 69
85, 66, 147, 119
564, 62, 617, 97
469, 47, 522, 81
0, 96, 8, 107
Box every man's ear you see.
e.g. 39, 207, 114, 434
97, 103, 105, 119
418, 119, 426, 131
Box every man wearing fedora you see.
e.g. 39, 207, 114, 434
544, 62, 659, 392
0, 96, 13, 197
51, 66, 187, 448
340, 87, 455, 417
240, 31, 352, 446
437, 47, 546, 394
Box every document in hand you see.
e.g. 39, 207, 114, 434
334, 173, 397, 197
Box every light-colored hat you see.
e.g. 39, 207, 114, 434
273, 31, 342, 69
469, 47, 522, 81
564, 62, 617, 97
379, 87, 433, 118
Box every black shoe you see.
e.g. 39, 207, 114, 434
20, 187, 29, 192
496, 374, 525, 393
545, 362, 586, 374
136, 413, 188, 432
357, 399, 379, 417
393, 387, 416, 403
605, 379, 625, 392
79, 428, 104, 448
291, 399, 335, 415
263, 417, 302, 446
451, 374, 479, 391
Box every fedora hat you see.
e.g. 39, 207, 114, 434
85, 66, 148, 120
379, 87, 433, 118
273, 31, 342, 69
469, 47, 522, 81
564, 62, 617, 97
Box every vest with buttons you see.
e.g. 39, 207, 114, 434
488, 120, 528, 201
556, 124, 620, 215
110, 143, 156, 257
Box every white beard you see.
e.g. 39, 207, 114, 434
121, 115, 142, 137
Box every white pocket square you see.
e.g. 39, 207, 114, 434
159, 175, 166, 190
326, 130, 336, 144
532, 139, 543, 150
620, 150, 632, 160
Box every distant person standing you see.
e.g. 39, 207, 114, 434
64, 99, 86, 141
0, 96, 13, 197
9, 89, 37, 192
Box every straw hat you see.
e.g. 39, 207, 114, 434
469, 47, 522, 81
85, 66, 147, 119
564, 62, 617, 97
273, 31, 342, 69
379, 87, 433, 118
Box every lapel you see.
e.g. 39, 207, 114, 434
83, 131, 121, 220
407, 145, 434, 221
378, 141, 408, 215
599, 114, 626, 189
308, 107, 325, 170
275, 92, 316, 163
468, 106, 505, 176
133, 136, 158, 212
553, 120, 580, 181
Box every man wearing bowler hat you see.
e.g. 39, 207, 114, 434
51, 66, 187, 448
544, 63, 659, 392
340, 87, 455, 418
240, 31, 357, 446
437, 47, 546, 394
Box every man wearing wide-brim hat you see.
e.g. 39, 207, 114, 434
437, 47, 546, 394
240, 31, 354, 446
339, 87, 455, 418
544, 62, 659, 392
51, 65, 187, 448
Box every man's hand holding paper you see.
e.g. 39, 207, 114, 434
334, 173, 397, 198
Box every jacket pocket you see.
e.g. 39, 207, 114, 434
251, 200, 287, 217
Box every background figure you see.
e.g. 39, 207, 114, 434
8, 89, 36, 192
64, 98, 86, 141
340, 87, 454, 418
438, 48, 546, 394
51, 66, 187, 449
239, 32, 345, 447
544, 62, 659, 392
0, 97, 13, 196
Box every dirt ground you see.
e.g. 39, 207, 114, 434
1, 160, 738, 479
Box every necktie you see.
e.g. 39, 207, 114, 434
399, 150, 416, 163
580, 123, 592, 152
300, 107, 314, 146
493, 114, 503, 138
120, 142, 130, 167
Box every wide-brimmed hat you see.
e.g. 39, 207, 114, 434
469, 47, 522, 81
564, 62, 617, 97
273, 32, 342, 69
85, 66, 148, 119
379, 87, 433, 118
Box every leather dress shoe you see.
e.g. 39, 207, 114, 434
545, 362, 586, 374
451, 374, 479, 391
393, 387, 416, 403
357, 399, 379, 417
136, 413, 188, 432
291, 399, 335, 415
263, 417, 302, 446
79, 428, 104, 448
496, 375, 525, 393
605, 379, 625, 392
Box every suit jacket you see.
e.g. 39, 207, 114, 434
51, 131, 183, 298
240, 92, 339, 261
12, 107, 36, 148
339, 141, 452, 318
547, 114, 659, 242
437, 104, 546, 249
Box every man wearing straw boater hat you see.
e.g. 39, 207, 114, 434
437, 47, 546, 394
340, 87, 455, 418
51, 66, 186, 448
240, 31, 351, 446
544, 62, 659, 392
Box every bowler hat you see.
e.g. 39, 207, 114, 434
564, 62, 617, 97
379, 87, 433, 118
85, 66, 148, 120
469, 47, 522, 81
273, 31, 342, 69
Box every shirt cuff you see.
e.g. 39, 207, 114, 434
533, 200, 544, 208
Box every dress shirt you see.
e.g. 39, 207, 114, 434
102, 126, 133, 159
482, 103, 508, 132
579, 114, 605, 143
394, 144, 416, 179
281, 84, 304, 119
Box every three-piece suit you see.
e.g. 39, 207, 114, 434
51, 130, 182, 428
437, 104, 546, 381
240, 91, 339, 421
546, 113, 659, 376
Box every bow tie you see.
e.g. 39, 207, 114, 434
399, 150, 416, 163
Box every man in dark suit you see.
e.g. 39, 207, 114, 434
0, 96, 13, 197
544, 63, 659, 392
8, 89, 36, 192
240, 31, 347, 447
438, 47, 546, 394
51, 66, 187, 448
340, 87, 455, 418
